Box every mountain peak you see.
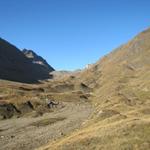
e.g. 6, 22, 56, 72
22, 49, 54, 72
0, 39, 54, 83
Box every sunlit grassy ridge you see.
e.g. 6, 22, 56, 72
37, 28, 150, 150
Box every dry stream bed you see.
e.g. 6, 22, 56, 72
0, 102, 93, 150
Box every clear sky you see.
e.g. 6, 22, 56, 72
0, 0, 150, 71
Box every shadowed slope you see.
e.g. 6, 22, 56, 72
23, 49, 54, 72
0, 38, 54, 83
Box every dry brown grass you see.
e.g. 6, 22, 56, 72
36, 28, 150, 150
1, 28, 150, 150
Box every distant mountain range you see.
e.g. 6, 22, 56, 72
0, 38, 54, 83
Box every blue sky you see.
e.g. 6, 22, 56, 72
0, 0, 150, 70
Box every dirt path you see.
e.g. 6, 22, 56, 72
0, 102, 93, 150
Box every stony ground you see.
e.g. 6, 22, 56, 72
0, 102, 93, 150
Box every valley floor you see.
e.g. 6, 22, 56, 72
0, 102, 93, 150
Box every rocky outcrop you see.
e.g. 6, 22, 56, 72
0, 103, 21, 119
22, 49, 54, 72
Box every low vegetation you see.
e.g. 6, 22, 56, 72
0, 28, 150, 150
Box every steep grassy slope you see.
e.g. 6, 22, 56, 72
38, 28, 150, 150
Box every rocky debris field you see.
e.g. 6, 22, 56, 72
0, 101, 93, 150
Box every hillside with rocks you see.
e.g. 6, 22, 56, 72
0, 28, 150, 150
38, 28, 150, 150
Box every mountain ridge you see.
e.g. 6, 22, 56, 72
0, 38, 54, 83
37, 27, 150, 150
0, 28, 150, 150
22, 49, 54, 72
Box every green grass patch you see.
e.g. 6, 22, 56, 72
31, 117, 66, 127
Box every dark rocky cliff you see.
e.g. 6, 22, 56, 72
0, 38, 54, 83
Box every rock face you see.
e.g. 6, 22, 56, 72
0, 103, 21, 119
22, 49, 54, 72
0, 38, 54, 83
